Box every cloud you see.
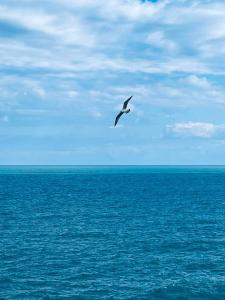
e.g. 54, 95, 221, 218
185, 75, 211, 89
167, 122, 225, 138
0, 5, 96, 47
57, 0, 168, 21
146, 31, 177, 51
23, 79, 46, 98
1, 0, 224, 76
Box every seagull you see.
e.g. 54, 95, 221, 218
114, 96, 132, 127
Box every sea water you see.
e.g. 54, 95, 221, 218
1, 166, 225, 299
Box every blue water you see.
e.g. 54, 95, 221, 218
1, 166, 225, 299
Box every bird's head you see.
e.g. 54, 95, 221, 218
126, 109, 131, 113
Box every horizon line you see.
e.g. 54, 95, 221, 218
1, 164, 225, 167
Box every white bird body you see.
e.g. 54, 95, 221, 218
121, 108, 130, 113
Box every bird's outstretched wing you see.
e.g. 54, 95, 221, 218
123, 96, 132, 109
114, 111, 124, 127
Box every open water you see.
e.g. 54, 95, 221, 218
1, 166, 225, 299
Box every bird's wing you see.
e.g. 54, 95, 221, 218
114, 111, 124, 126
123, 96, 133, 109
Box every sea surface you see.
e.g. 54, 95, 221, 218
1, 166, 225, 299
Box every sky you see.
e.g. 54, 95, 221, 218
1, 0, 225, 165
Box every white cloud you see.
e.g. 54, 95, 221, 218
146, 31, 177, 51
167, 122, 225, 138
57, 0, 168, 21
23, 80, 46, 98
185, 75, 211, 89
0, 5, 96, 47
1, 0, 225, 78
67, 90, 79, 98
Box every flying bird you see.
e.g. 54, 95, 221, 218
114, 96, 132, 127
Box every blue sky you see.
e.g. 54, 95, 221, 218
1, 0, 225, 164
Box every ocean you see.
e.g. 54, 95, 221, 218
1, 166, 225, 299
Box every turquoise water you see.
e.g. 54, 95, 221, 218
1, 166, 225, 299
